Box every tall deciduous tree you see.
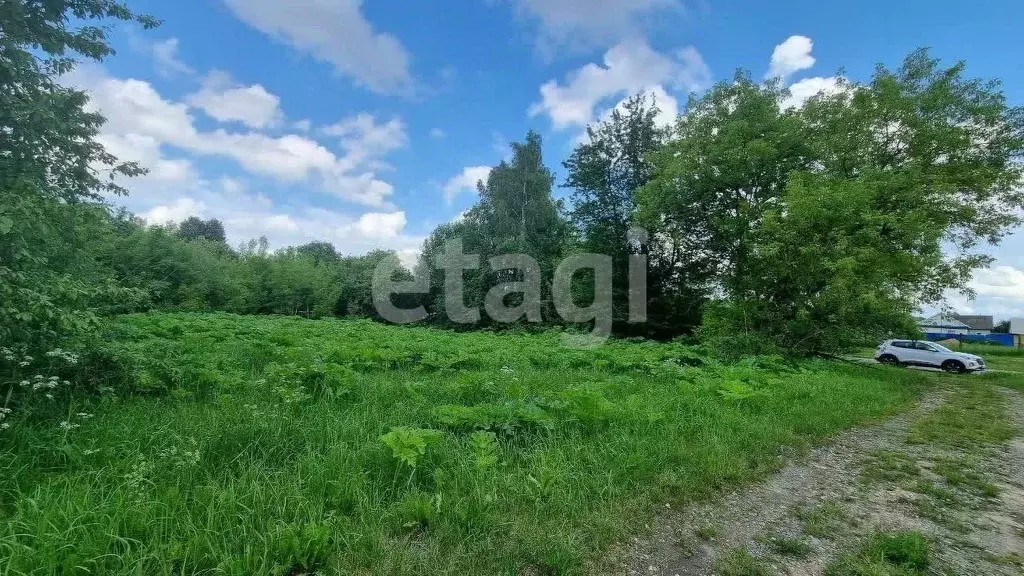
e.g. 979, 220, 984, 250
564, 93, 706, 336
637, 73, 810, 300
700, 52, 1024, 354
0, 0, 157, 346
177, 217, 227, 243
419, 132, 569, 325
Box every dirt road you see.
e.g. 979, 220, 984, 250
603, 380, 1024, 575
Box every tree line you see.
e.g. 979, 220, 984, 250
3, 1, 1023, 363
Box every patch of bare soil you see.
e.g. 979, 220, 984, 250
600, 384, 1024, 575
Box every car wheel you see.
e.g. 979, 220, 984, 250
878, 354, 901, 366
942, 360, 967, 374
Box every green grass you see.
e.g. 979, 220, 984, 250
795, 501, 848, 539
714, 548, 771, 576
908, 382, 1015, 448
825, 531, 931, 576
860, 450, 920, 484
695, 523, 721, 541
0, 312, 934, 575
767, 535, 814, 558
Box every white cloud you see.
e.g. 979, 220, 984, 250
930, 265, 1024, 319
323, 113, 408, 170
143, 193, 423, 261
352, 211, 407, 239
430, 128, 447, 139
144, 198, 203, 224
150, 38, 193, 77
971, 266, 1024, 300
222, 0, 412, 94
443, 166, 491, 203
187, 71, 283, 129
529, 40, 709, 130
68, 64, 403, 208
781, 76, 843, 109
292, 119, 312, 132
509, 0, 680, 53
606, 85, 678, 128
766, 35, 816, 81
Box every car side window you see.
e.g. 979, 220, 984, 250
914, 342, 937, 352
891, 341, 911, 349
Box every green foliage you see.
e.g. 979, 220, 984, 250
0, 1, 155, 350
176, 217, 226, 243
826, 531, 931, 576
0, 312, 942, 574
380, 426, 443, 468
641, 54, 1024, 354
714, 548, 771, 576
419, 131, 570, 326
469, 431, 499, 470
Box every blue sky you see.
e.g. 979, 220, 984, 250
75, 0, 1024, 317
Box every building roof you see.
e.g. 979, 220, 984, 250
954, 314, 995, 331
918, 314, 971, 329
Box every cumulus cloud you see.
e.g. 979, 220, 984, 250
150, 38, 193, 77
509, 0, 681, 53
443, 166, 492, 203
144, 193, 423, 262
766, 35, 816, 81
971, 266, 1024, 300
222, 0, 412, 94
68, 64, 403, 208
931, 264, 1024, 319
529, 39, 709, 130
781, 76, 844, 109
144, 198, 204, 224
187, 71, 283, 129
352, 211, 408, 239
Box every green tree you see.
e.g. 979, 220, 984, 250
637, 74, 810, 300
701, 52, 1024, 354
420, 132, 569, 326
0, 0, 157, 346
563, 93, 710, 336
176, 217, 227, 243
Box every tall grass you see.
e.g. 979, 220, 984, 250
0, 313, 931, 575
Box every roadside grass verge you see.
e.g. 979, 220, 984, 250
907, 381, 1015, 448
0, 313, 932, 575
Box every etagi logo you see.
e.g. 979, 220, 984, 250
372, 229, 649, 345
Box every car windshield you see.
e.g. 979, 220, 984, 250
930, 343, 953, 353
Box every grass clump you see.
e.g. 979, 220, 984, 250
714, 548, 771, 576
860, 450, 920, 484
826, 531, 931, 576
768, 535, 814, 558
795, 501, 848, 539
695, 524, 721, 541
932, 457, 1001, 499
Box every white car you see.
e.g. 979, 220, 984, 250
874, 340, 986, 373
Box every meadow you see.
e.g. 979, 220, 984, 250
0, 313, 934, 575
